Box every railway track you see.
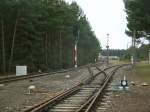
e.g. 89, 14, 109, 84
0, 62, 104, 84
80, 65, 127, 112
24, 64, 129, 112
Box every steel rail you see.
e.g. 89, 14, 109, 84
74, 65, 121, 112
24, 83, 82, 112
0, 62, 104, 84
24, 64, 119, 112
84, 64, 130, 112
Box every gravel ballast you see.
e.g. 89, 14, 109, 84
0, 67, 93, 112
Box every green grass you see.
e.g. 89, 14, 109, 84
135, 64, 150, 82
110, 60, 129, 65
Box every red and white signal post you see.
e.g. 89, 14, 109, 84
74, 41, 78, 68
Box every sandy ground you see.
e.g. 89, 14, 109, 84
0, 65, 104, 112
98, 66, 150, 112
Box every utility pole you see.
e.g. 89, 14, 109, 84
148, 50, 150, 64
59, 31, 62, 68
106, 34, 109, 65
1, 19, 6, 74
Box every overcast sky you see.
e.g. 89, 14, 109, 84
65, 0, 131, 49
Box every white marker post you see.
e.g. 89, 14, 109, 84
131, 56, 134, 65
65, 75, 70, 90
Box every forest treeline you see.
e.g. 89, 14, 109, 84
124, 0, 150, 60
0, 0, 101, 74
125, 0, 150, 40
102, 47, 150, 61
101, 49, 129, 60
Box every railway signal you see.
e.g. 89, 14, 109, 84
73, 25, 80, 68
120, 76, 128, 89
74, 40, 78, 68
